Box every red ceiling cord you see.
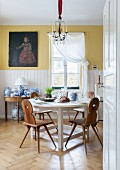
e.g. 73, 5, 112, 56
58, 0, 62, 19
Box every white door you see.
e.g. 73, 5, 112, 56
103, 0, 117, 169
116, 1, 120, 169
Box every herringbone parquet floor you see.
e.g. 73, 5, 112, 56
0, 119, 103, 170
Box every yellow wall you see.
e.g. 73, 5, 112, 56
0, 25, 103, 70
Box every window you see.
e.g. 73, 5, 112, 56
51, 44, 80, 89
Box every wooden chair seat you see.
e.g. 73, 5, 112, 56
65, 98, 103, 154
69, 118, 85, 125
23, 119, 53, 127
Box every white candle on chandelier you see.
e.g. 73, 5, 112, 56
52, 24, 53, 32
63, 24, 65, 33
54, 23, 56, 32
66, 25, 68, 32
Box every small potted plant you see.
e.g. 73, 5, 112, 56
45, 87, 53, 98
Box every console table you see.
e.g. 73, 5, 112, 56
4, 96, 30, 123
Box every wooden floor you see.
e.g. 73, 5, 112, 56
0, 119, 103, 170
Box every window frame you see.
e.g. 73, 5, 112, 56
50, 42, 80, 90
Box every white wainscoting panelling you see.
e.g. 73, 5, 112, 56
0, 70, 103, 119
0, 70, 49, 119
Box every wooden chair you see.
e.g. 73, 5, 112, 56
19, 99, 56, 153
72, 91, 95, 121
30, 91, 39, 98
30, 92, 55, 126
65, 98, 103, 154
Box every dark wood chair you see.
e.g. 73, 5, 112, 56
19, 99, 56, 153
72, 92, 95, 123
30, 92, 55, 126
30, 91, 39, 98
65, 98, 103, 154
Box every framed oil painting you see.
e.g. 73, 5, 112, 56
9, 32, 38, 67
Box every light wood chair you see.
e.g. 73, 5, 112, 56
30, 92, 55, 126
65, 98, 103, 154
19, 99, 56, 153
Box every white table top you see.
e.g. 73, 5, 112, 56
29, 98, 88, 108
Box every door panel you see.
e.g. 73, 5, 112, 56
103, 0, 116, 170
103, 1, 109, 70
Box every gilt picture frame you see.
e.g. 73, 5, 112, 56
9, 32, 38, 67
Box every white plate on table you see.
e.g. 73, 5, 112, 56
34, 100, 44, 104
44, 98, 55, 102
81, 102, 88, 104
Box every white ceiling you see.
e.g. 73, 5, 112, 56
0, 0, 106, 25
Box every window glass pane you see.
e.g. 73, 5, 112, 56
51, 41, 81, 89
52, 60, 64, 73
67, 74, 80, 87
52, 74, 64, 87
67, 61, 80, 73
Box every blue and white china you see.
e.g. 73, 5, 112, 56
30, 88, 40, 94
4, 87, 11, 96
24, 89, 30, 96
11, 87, 19, 96
68, 92, 77, 101
18, 85, 24, 96
10, 92, 14, 97
14, 91, 19, 96
11, 106, 24, 120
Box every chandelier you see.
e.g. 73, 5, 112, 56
52, 0, 68, 43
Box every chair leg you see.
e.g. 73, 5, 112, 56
34, 127, 36, 141
42, 113, 44, 120
67, 110, 71, 121
47, 113, 55, 125
47, 113, 58, 131
19, 126, 30, 148
82, 111, 84, 118
71, 112, 79, 126
82, 126, 87, 154
38, 113, 44, 120
95, 126, 98, 131
65, 124, 77, 147
37, 127, 40, 153
87, 126, 89, 141
44, 125, 56, 148
74, 111, 79, 120
91, 126, 103, 147
39, 114, 41, 120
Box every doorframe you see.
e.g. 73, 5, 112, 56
116, 0, 120, 168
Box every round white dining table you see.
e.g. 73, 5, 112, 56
29, 99, 88, 149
